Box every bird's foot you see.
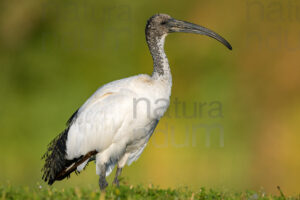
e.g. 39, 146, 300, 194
112, 167, 122, 187
112, 178, 120, 187
99, 176, 108, 191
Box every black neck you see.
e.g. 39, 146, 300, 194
146, 33, 171, 80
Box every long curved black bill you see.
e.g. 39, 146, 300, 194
167, 19, 232, 50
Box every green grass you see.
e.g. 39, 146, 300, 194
0, 184, 299, 200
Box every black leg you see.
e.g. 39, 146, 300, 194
99, 165, 108, 191
112, 167, 122, 187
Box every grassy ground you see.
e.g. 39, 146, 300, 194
0, 184, 299, 200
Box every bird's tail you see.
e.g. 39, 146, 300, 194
41, 127, 71, 185
42, 127, 98, 185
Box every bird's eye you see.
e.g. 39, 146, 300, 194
161, 21, 167, 25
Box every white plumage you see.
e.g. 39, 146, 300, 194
42, 13, 231, 190
66, 73, 171, 176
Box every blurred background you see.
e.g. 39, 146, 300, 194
0, 0, 299, 195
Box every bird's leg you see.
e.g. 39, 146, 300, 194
99, 164, 108, 191
112, 167, 122, 187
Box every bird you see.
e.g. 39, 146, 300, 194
42, 13, 232, 191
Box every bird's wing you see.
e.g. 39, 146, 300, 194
42, 88, 137, 185
42, 75, 154, 185
65, 88, 137, 160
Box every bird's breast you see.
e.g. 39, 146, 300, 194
132, 75, 172, 120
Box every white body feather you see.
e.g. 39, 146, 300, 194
66, 35, 171, 176
42, 14, 231, 187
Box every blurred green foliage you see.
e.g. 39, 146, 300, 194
0, 0, 299, 195
1, 184, 298, 200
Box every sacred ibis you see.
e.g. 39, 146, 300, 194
42, 13, 232, 190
